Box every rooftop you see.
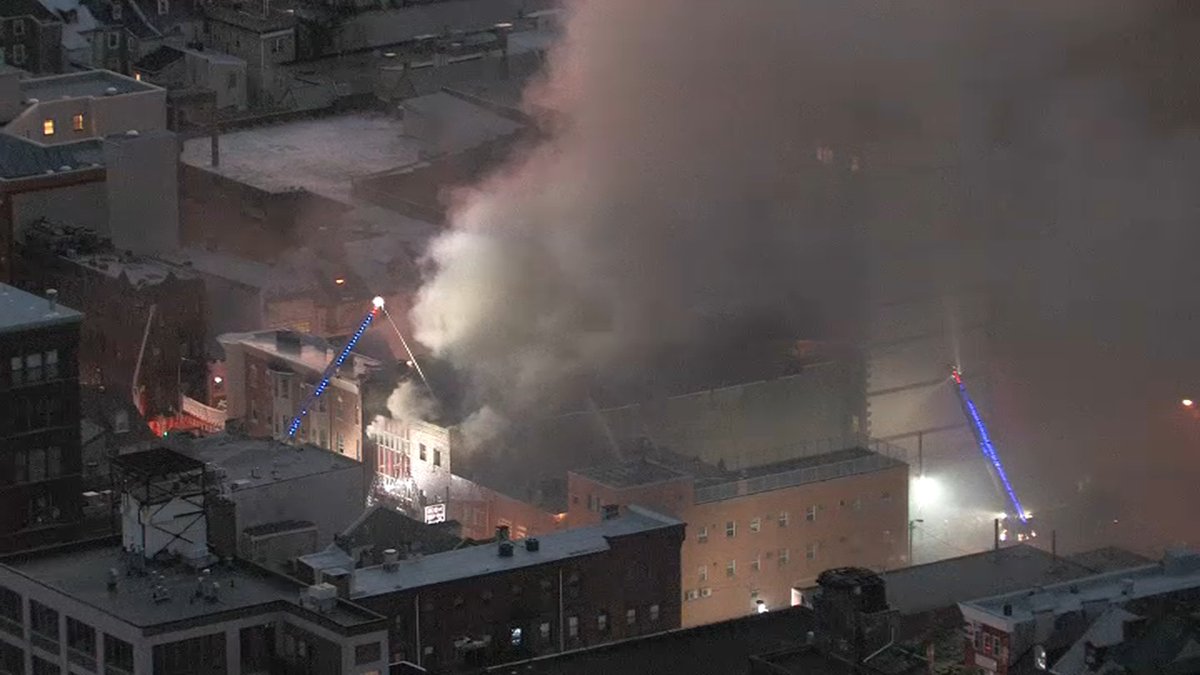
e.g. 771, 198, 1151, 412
879, 544, 1099, 616
0, 539, 383, 630
1066, 546, 1154, 574
0, 0, 56, 21
112, 447, 205, 478
181, 113, 422, 200
204, 4, 295, 33
218, 329, 382, 388
332, 0, 554, 53
169, 433, 361, 488
0, 282, 83, 334
486, 606, 814, 675
350, 506, 680, 598
961, 549, 1200, 629
20, 69, 157, 100
73, 250, 196, 287
573, 459, 689, 489
400, 90, 523, 154
0, 135, 103, 180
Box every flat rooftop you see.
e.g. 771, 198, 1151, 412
181, 113, 423, 200
0, 135, 104, 180
72, 251, 196, 287
20, 70, 157, 100
961, 549, 1200, 629
351, 506, 681, 598
574, 459, 689, 489
218, 329, 380, 389
879, 544, 1099, 616
170, 433, 361, 487
0, 539, 382, 630
0, 283, 82, 334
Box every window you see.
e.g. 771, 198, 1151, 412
419, 443, 427, 461
227, 72, 237, 90
0, 586, 21, 637
106, 634, 134, 672
9, 356, 21, 384
881, 491, 893, 502
567, 616, 578, 638
625, 608, 636, 626
684, 589, 699, 601
726, 520, 736, 538
510, 627, 522, 646
779, 548, 790, 566
32, 656, 59, 675
698, 565, 707, 582
751, 555, 761, 572
596, 612, 608, 632
700, 587, 712, 598
28, 448, 46, 482
778, 511, 789, 528
750, 517, 761, 532
112, 3, 121, 19
852, 497, 863, 511
30, 600, 58, 650
107, 31, 119, 48
41, 119, 53, 136
726, 560, 736, 578
46, 447, 61, 479
13, 19, 25, 37
806, 542, 819, 561
67, 617, 96, 669
539, 622, 550, 641
11, 43, 24, 64
649, 604, 660, 621
433, 448, 441, 467
336, 433, 345, 453
697, 526, 708, 543
44, 350, 58, 378
156, 0, 168, 14
805, 505, 817, 522
355, 642, 381, 665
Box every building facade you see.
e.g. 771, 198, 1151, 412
0, 0, 63, 74
219, 329, 381, 461
0, 284, 83, 553
568, 445, 910, 627
203, 5, 295, 107
343, 506, 684, 672
17, 220, 207, 419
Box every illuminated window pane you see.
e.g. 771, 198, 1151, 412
42, 119, 54, 136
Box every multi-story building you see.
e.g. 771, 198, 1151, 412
219, 328, 382, 460
0, 0, 63, 73
4, 69, 165, 144
17, 220, 207, 419
341, 506, 684, 672
0, 447, 389, 675
0, 283, 83, 553
959, 548, 1200, 675
203, 3, 295, 107
568, 444, 909, 627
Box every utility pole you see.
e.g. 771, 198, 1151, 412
908, 519, 923, 565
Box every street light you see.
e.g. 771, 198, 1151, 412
1183, 398, 1195, 409
908, 519, 924, 565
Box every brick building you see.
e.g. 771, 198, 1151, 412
0, 283, 83, 553
341, 506, 684, 672
17, 221, 207, 419
568, 444, 909, 627
0, 0, 63, 74
219, 328, 383, 460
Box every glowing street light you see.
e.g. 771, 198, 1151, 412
1183, 398, 1195, 409
213, 376, 223, 385
911, 474, 943, 509
372, 296, 386, 309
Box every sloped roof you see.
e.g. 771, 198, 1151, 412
0, 0, 58, 21
134, 44, 184, 72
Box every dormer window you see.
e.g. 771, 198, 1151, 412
111, 2, 122, 19
156, 0, 168, 15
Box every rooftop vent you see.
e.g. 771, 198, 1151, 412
107, 568, 119, 592
105, 86, 118, 96
383, 548, 399, 571
26, 98, 38, 104
125, 129, 138, 136
602, 504, 620, 520
58, 165, 71, 171
525, 538, 539, 552
46, 288, 57, 311
495, 525, 509, 541
498, 541, 514, 558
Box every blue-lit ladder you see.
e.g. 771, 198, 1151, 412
951, 368, 1028, 523
286, 307, 379, 438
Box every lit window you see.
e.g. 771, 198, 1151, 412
509, 628, 522, 647
697, 526, 708, 543
539, 622, 550, 641
726, 520, 736, 538
778, 511, 789, 527
649, 604, 659, 621
42, 119, 54, 136
726, 560, 736, 578
134, 72, 142, 81
567, 616, 578, 638
596, 612, 607, 631
805, 505, 817, 522
625, 608, 636, 626
750, 517, 761, 532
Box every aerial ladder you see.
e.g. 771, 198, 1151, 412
950, 367, 1037, 543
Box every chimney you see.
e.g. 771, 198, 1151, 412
602, 504, 620, 520
498, 541, 514, 558
382, 548, 399, 571
495, 525, 509, 541
46, 288, 58, 311
525, 538, 539, 552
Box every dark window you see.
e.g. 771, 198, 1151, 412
152, 632, 227, 674
31, 656, 57, 675
240, 625, 273, 672
0, 640, 23, 675
105, 634, 134, 672
354, 642, 381, 665
433, 449, 441, 467
29, 601, 58, 653
0, 586, 21, 637
66, 617, 96, 670
419, 444, 427, 461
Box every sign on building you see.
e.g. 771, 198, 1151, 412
424, 502, 446, 524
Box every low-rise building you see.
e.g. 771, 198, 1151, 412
0, 283, 83, 553
218, 329, 383, 460
4, 68, 165, 144
133, 44, 247, 111
959, 548, 1200, 675
568, 444, 909, 627
203, 3, 295, 107
18, 220, 207, 419
0, 0, 63, 73
344, 506, 684, 672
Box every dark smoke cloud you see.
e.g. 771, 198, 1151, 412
410, 0, 1200, 549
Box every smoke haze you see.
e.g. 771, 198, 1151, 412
408, 0, 1200, 550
